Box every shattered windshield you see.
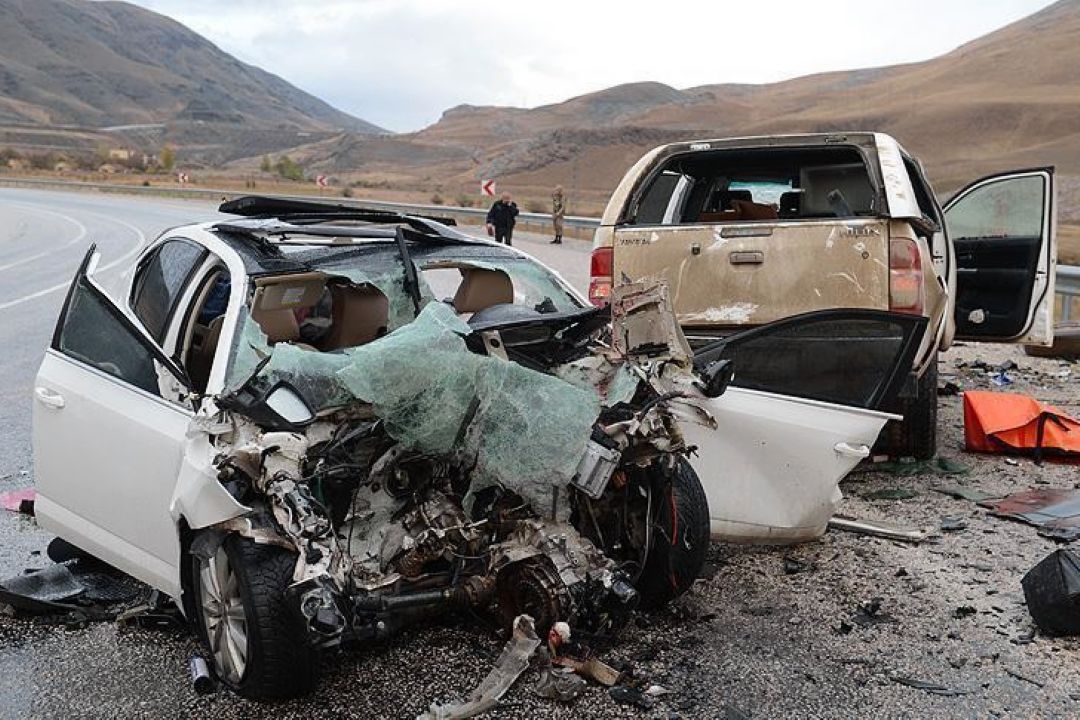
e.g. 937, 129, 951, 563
222, 245, 583, 397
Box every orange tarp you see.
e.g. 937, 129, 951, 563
964, 390, 1080, 462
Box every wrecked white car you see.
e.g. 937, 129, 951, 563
31, 196, 928, 698
32, 197, 723, 699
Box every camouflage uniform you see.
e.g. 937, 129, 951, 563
551, 188, 566, 243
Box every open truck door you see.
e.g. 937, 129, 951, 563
944, 167, 1056, 346
686, 310, 927, 543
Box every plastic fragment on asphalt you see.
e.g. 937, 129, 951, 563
1022, 548, 1080, 635
0, 487, 34, 514
552, 654, 622, 686
981, 488, 1080, 542
934, 486, 1003, 503
533, 650, 586, 702
828, 516, 926, 543
418, 614, 541, 719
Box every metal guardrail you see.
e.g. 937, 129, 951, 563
1058, 265, 1080, 322
0, 176, 602, 229
1, 175, 1077, 319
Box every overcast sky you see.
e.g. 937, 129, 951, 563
124, 0, 1058, 132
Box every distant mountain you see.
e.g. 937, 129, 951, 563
0, 0, 383, 133
280, 0, 1080, 237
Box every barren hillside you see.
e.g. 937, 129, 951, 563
275, 0, 1080, 240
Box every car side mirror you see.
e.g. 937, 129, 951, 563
217, 380, 315, 431
265, 384, 315, 426
696, 359, 735, 398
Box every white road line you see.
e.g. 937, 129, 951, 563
0, 208, 147, 312
0, 203, 89, 273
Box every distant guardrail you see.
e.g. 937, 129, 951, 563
0, 175, 601, 233
1, 175, 1077, 319
1058, 265, 1079, 322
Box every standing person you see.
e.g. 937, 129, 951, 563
550, 185, 565, 244
485, 191, 519, 246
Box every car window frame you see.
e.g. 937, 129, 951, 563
693, 308, 928, 411
53, 244, 194, 402
621, 143, 887, 227
129, 236, 208, 345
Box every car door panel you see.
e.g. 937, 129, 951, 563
34, 352, 188, 596
33, 245, 192, 597
688, 309, 926, 542
685, 389, 898, 542
944, 168, 1056, 344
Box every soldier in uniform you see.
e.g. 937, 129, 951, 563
550, 185, 566, 244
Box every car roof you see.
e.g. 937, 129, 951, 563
208, 226, 536, 277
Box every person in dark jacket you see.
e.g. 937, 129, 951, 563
485, 192, 519, 246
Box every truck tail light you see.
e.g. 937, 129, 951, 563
889, 237, 924, 315
588, 246, 613, 306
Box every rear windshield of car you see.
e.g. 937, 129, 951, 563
630, 146, 878, 225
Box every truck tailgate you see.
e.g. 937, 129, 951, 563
612, 219, 890, 328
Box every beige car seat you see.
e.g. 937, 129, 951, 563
452, 268, 513, 314
250, 275, 325, 349
322, 284, 390, 349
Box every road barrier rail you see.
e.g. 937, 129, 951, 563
2, 175, 1077, 318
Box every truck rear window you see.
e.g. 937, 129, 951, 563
630, 146, 877, 225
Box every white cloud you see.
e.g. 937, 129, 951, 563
124, 0, 1059, 131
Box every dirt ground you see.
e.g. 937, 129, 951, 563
2, 343, 1078, 719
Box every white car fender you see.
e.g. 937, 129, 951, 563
169, 420, 251, 530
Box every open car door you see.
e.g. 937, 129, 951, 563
686, 310, 927, 543
32, 246, 193, 597
944, 167, 1056, 345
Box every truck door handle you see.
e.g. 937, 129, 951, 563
730, 251, 764, 265
34, 387, 65, 409
834, 442, 870, 459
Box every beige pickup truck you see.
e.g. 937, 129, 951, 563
589, 133, 1056, 459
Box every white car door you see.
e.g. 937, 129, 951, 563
33, 246, 195, 597
686, 310, 926, 542
944, 167, 1056, 346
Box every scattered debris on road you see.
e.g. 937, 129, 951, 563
1022, 549, 1080, 636
981, 488, 1080, 541
828, 516, 926, 543
964, 390, 1080, 462
0, 487, 34, 514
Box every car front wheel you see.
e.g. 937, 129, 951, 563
191, 534, 319, 699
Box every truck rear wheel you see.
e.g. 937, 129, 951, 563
880, 352, 938, 461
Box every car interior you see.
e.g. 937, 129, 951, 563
632, 146, 878, 225
182, 266, 519, 393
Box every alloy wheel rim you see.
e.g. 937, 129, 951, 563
198, 545, 248, 684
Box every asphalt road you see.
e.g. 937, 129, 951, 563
3, 189, 1079, 719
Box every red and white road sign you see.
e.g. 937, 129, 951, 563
177, 172, 189, 184
480, 179, 496, 197
316, 174, 328, 188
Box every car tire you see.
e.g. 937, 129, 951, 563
881, 352, 938, 461
190, 533, 319, 699
636, 459, 710, 610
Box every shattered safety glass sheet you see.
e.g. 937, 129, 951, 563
224, 302, 600, 511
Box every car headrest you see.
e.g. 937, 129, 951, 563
453, 268, 514, 314
253, 277, 325, 311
